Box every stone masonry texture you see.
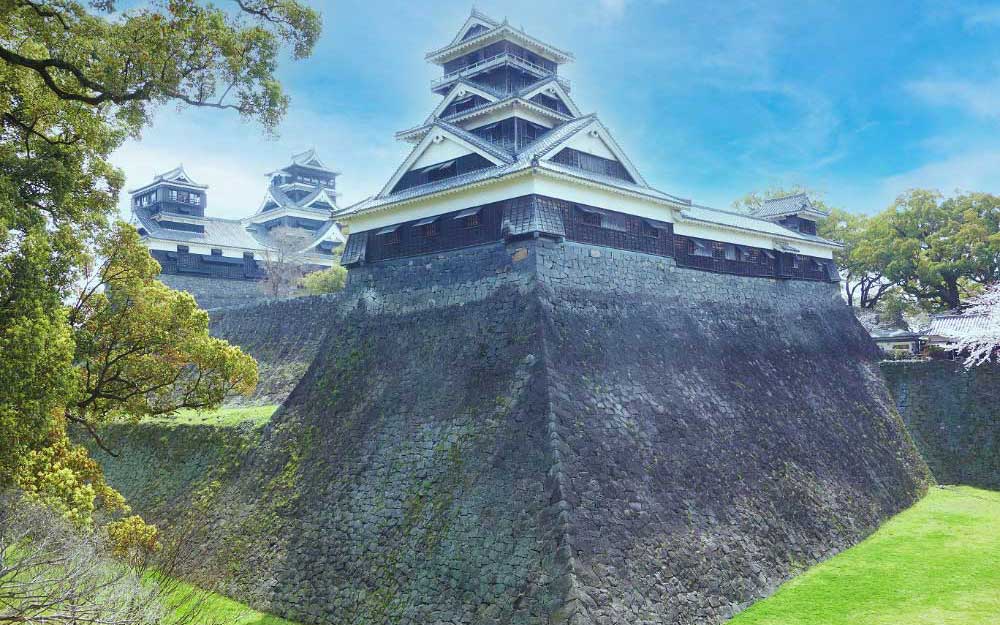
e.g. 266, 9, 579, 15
158, 273, 267, 310
96, 239, 930, 625
882, 360, 1000, 490
210, 296, 337, 406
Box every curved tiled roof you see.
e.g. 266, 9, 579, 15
753, 193, 830, 219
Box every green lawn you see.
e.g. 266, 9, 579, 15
159, 576, 296, 625
142, 404, 279, 428
731, 485, 1000, 625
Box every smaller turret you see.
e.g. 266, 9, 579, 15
752, 193, 829, 236
129, 164, 208, 220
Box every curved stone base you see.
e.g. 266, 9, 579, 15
101, 240, 930, 624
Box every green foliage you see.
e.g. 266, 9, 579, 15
143, 405, 279, 429
731, 486, 1000, 625
0, 0, 317, 521
817, 208, 899, 308
300, 263, 347, 295
865, 190, 1000, 311
69, 224, 258, 428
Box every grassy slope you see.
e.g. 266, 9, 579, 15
731, 486, 1000, 625
161, 577, 297, 625
142, 405, 279, 428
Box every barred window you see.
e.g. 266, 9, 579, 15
377, 224, 400, 245
577, 206, 602, 227
690, 239, 713, 258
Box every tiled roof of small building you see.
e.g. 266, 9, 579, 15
134, 207, 264, 249
753, 193, 830, 219
926, 314, 995, 339
680, 204, 843, 247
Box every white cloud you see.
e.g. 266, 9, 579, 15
111, 104, 404, 222
880, 148, 1000, 200
907, 75, 1000, 120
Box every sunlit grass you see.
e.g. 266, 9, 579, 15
142, 405, 278, 428
730, 486, 1000, 625
158, 575, 297, 625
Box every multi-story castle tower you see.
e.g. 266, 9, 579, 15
337, 10, 841, 282
131, 150, 345, 308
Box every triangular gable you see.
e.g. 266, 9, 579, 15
427, 81, 501, 123
520, 79, 582, 118
538, 118, 648, 187
447, 11, 500, 47
301, 188, 339, 211
379, 125, 508, 198
157, 164, 205, 188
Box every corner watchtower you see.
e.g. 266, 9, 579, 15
129, 165, 208, 221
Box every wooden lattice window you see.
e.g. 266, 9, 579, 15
422, 221, 439, 237
380, 227, 400, 245
641, 221, 660, 238
690, 239, 713, 257
462, 214, 480, 228
577, 206, 602, 227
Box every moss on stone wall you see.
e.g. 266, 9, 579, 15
882, 360, 1000, 490
95, 240, 931, 625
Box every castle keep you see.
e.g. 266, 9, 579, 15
337, 10, 840, 283
131, 150, 345, 308
94, 11, 931, 625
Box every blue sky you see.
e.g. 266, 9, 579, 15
113, 0, 1000, 220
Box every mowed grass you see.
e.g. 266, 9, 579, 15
731, 485, 1000, 625
142, 404, 279, 428
158, 575, 297, 625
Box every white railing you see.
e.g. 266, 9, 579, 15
431, 53, 570, 91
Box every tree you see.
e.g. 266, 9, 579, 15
818, 208, 897, 309
951, 283, 1000, 368
0, 494, 163, 625
869, 190, 1000, 311
11, 224, 257, 525
300, 260, 347, 295
1, 491, 253, 624
260, 225, 311, 298
0, 0, 316, 518
732, 186, 898, 307
68, 224, 258, 447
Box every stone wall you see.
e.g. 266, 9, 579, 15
209, 296, 337, 406
101, 239, 930, 625
159, 273, 267, 310
882, 360, 1000, 490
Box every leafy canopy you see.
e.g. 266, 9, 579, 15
1, 0, 317, 522
300, 262, 347, 295
868, 190, 1000, 311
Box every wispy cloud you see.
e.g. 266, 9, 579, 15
881, 147, 1000, 199
907, 73, 1000, 120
